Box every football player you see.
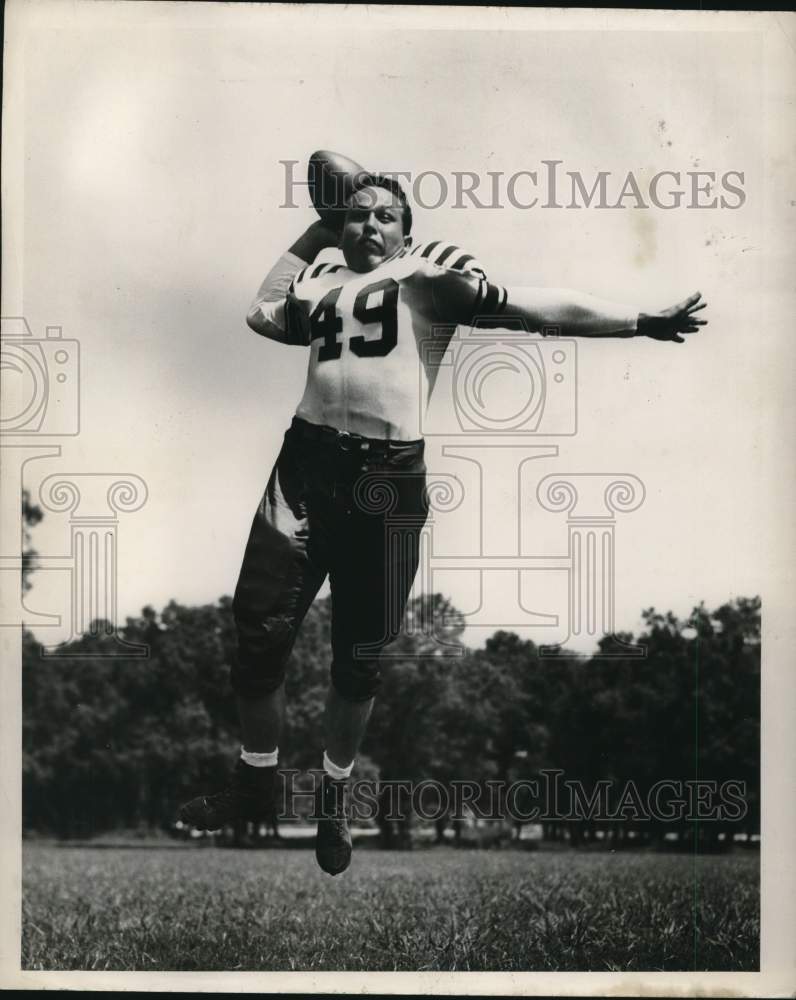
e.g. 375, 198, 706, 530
180, 173, 706, 876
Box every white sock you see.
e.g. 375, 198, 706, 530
240, 746, 278, 768
323, 750, 354, 780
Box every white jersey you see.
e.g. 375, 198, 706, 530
254, 242, 506, 441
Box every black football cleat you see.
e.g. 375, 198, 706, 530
179, 759, 277, 831
314, 774, 352, 876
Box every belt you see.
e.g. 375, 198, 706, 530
289, 417, 424, 459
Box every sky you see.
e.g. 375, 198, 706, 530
3, 3, 793, 655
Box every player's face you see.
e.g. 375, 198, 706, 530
339, 186, 408, 273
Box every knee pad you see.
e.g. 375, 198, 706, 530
231, 612, 297, 699
330, 657, 382, 703
229, 659, 287, 699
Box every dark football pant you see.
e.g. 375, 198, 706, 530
232, 417, 429, 702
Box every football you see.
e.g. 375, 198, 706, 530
308, 149, 369, 228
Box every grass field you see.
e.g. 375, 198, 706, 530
21, 844, 758, 972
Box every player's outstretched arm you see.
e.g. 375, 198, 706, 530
499, 287, 707, 340
503, 286, 640, 337
430, 269, 708, 342
246, 221, 340, 341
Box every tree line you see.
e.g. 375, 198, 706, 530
21, 589, 760, 849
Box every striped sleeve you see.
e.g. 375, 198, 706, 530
409, 240, 488, 280
288, 260, 345, 293
470, 276, 508, 319
428, 267, 509, 329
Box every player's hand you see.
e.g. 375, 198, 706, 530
306, 218, 343, 247
288, 219, 342, 263
637, 292, 708, 343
